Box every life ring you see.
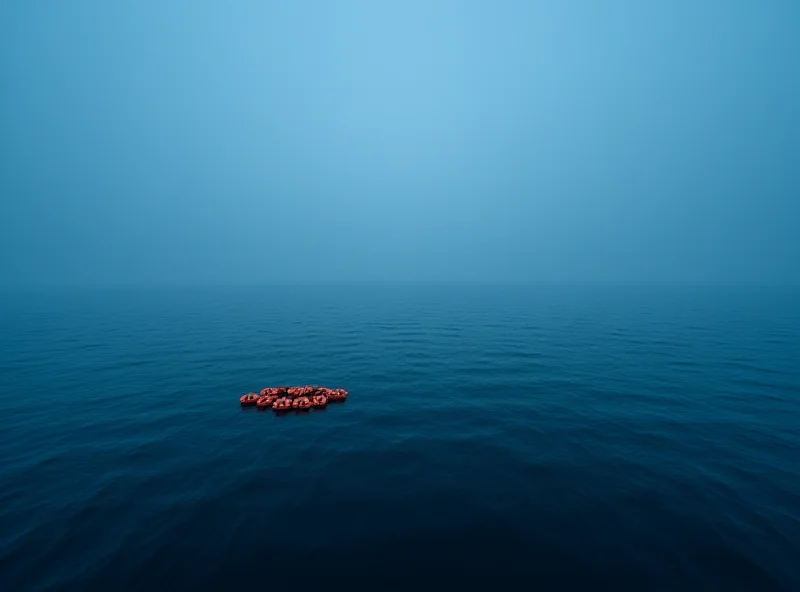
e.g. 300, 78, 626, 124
293, 396, 312, 410
240, 393, 259, 406
312, 394, 328, 407
273, 397, 292, 411
328, 388, 348, 401
256, 395, 277, 409
288, 386, 314, 397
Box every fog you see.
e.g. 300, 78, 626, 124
2, 0, 798, 286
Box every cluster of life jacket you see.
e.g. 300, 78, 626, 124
240, 386, 349, 411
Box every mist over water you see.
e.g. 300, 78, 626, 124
2, 2, 799, 590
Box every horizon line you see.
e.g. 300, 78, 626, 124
2, 279, 799, 292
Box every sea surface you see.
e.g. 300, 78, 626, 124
1, 284, 798, 590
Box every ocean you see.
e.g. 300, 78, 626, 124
1, 284, 798, 590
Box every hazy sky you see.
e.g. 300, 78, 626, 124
1, 0, 798, 286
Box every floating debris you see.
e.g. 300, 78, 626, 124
240, 386, 348, 412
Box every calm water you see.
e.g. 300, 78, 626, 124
1, 285, 798, 590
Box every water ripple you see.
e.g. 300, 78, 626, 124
1, 285, 799, 590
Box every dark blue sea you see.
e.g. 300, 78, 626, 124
1, 285, 798, 590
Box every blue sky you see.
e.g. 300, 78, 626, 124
2, 0, 798, 286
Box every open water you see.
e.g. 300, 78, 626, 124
1, 284, 798, 590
